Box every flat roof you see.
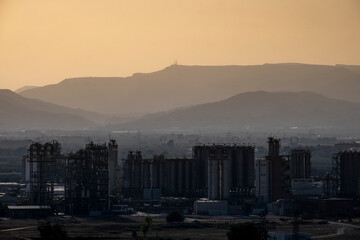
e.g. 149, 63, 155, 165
0, 182, 21, 185
7, 205, 51, 210
195, 200, 228, 203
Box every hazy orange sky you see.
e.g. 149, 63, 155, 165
1, 0, 359, 90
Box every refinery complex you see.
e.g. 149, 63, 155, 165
0, 137, 356, 221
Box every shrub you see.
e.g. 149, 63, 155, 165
37, 221, 67, 240
141, 216, 154, 238
166, 211, 185, 223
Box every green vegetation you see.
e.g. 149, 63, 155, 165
141, 216, 154, 239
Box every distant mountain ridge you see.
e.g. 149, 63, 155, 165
108, 91, 360, 133
3, 89, 360, 134
0, 89, 99, 130
336, 64, 360, 75
19, 63, 360, 115
15, 85, 38, 93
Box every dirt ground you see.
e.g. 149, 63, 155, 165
1, 215, 360, 240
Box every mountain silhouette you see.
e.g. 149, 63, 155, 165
0, 89, 99, 130
19, 63, 360, 115
108, 91, 360, 133
15, 85, 38, 94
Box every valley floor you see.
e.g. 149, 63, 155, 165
1, 215, 360, 240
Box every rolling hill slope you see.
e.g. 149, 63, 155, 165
109, 91, 360, 133
20, 63, 360, 115
0, 89, 98, 130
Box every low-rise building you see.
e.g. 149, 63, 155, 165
7, 205, 51, 218
194, 199, 228, 215
291, 179, 323, 197
255, 158, 270, 203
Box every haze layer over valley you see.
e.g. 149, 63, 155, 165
108, 91, 360, 135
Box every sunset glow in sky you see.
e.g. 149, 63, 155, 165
1, 0, 359, 90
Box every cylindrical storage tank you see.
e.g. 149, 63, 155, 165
162, 160, 169, 192
159, 159, 164, 189
150, 160, 157, 188
234, 148, 244, 187
193, 146, 209, 190
305, 151, 311, 178
208, 157, 219, 200
133, 160, 141, 188
191, 161, 197, 191
143, 160, 150, 188
123, 160, 131, 188
290, 149, 311, 179
246, 147, 255, 188
184, 160, 190, 192
222, 150, 232, 200
177, 160, 184, 194
169, 160, 176, 192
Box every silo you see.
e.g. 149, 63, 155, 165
177, 159, 184, 194
208, 147, 219, 200
133, 151, 142, 188
122, 159, 132, 188
169, 159, 177, 194
190, 160, 197, 192
142, 159, 150, 188
150, 159, 157, 189
246, 147, 255, 188
184, 159, 191, 193
108, 140, 118, 194
291, 148, 311, 179
221, 148, 232, 199
233, 147, 244, 187
193, 146, 209, 191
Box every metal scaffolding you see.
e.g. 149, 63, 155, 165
27, 141, 61, 206
331, 152, 341, 196
65, 142, 110, 215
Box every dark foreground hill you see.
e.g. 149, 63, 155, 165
109, 91, 360, 133
19, 63, 360, 115
0, 89, 99, 130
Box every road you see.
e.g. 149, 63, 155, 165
312, 221, 358, 239
0, 226, 35, 232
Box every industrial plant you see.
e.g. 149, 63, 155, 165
0, 137, 359, 222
